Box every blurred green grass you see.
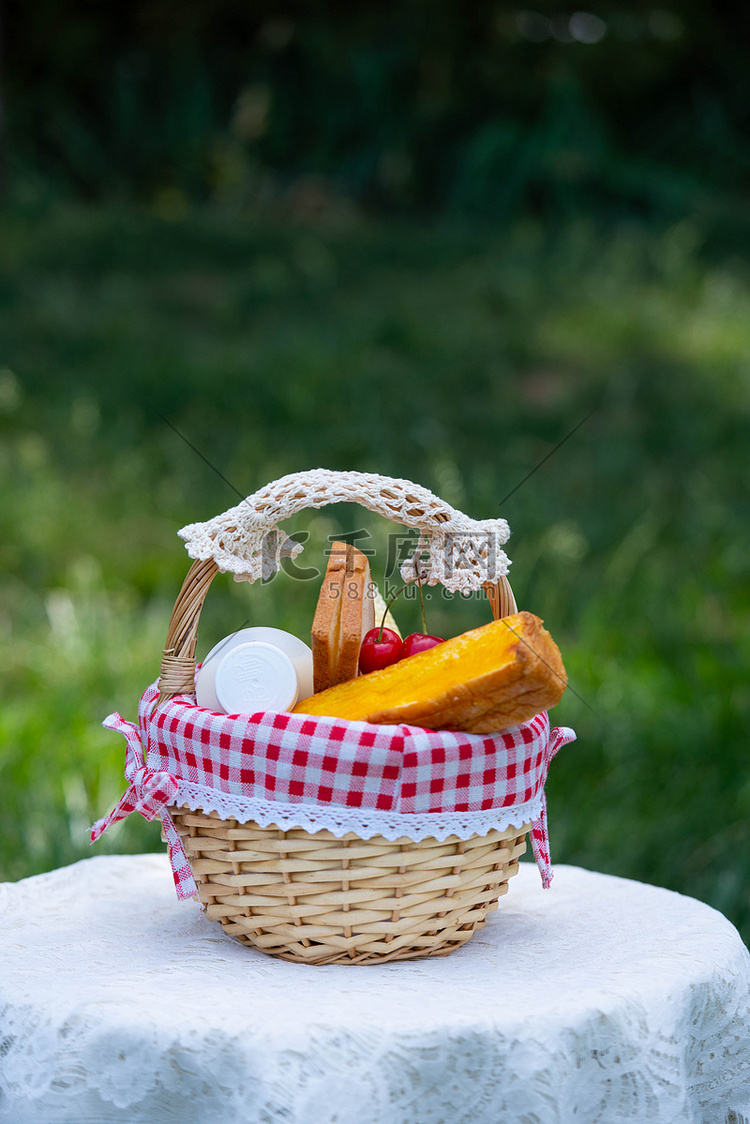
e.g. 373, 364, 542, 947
0, 201, 748, 941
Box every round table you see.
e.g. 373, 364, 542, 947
1, 855, 749, 1124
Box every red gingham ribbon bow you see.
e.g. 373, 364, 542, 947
530, 724, 576, 888
90, 713, 197, 899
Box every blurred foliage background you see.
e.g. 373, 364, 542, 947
8, 0, 750, 223
1, 1, 749, 943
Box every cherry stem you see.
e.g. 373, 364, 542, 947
377, 582, 408, 642
415, 557, 428, 634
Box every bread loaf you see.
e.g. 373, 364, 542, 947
311, 542, 375, 692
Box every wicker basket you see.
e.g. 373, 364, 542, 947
155, 470, 528, 965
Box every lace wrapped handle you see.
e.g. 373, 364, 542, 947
157, 469, 516, 705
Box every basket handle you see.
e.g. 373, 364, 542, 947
178, 469, 511, 590
157, 469, 517, 706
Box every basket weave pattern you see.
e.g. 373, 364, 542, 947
170, 808, 529, 964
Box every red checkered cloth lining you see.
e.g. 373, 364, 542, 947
91, 681, 575, 900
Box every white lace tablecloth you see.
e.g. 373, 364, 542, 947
1, 855, 749, 1124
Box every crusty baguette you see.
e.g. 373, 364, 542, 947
297, 611, 566, 732
311, 542, 374, 692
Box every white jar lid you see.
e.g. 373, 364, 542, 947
214, 642, 299, 715
196, 627, 313, 712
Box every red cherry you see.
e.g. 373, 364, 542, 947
359, 628, 404, 674
402, 632, 446, 658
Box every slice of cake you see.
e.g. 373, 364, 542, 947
298, 610, 566, 733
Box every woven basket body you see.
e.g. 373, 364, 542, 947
169, 808, 528, 964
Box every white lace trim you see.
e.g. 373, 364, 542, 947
171, 780, 539, 840
178, 469, 511, 592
